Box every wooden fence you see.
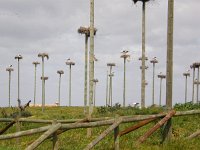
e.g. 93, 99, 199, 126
0, 110, 200, 150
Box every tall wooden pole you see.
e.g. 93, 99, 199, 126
106, 70, 108, 106
159, 78, 163, 106
84, 35, 89, 113
42, 58, 45, 112
164, 0, 174, 141
141, 2, 146, 108
8, 71, 11, 107
185, 76, 188, 103
58, 74, 61, 106
123, 58, 126, 107
191, 67, 195, 103
197, 67, 199, 102
88, 0, 95, 137
69, 65, 72, 106
152, 63, 155, 105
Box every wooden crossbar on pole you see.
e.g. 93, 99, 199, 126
187, 130, 200, 139
0, 125, 51, 140
0, 120, 16, 135
137, 110, 176, 144
84, 118, 122, 150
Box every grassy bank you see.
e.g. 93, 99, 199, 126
0, 103, 200, 150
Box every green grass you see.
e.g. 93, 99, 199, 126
0, 103, 200, 150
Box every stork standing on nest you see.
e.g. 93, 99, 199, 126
38, 53, 49, 112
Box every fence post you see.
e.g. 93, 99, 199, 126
114, 125, 119, 150
52, 120, 59, 150
15, 116, 20, 144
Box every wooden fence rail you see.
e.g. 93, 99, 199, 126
0, 110, 200, 149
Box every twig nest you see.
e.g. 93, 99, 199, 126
192, 62, 200, 68
132, 0, 151, 4
15, 54, 23, 60
150, 57, 158, 64
41, 76, 48, 80
38, 53, 49, 60
6, 67, 14, 72
66, 61, 75, 66
158, 74, 166, 79
32, 61, 40, 65
78, 26, 97, 37
139, 56, 148, 61
57, 70, 64, 75
183, 72, 190, 77
107, 63, 116, 67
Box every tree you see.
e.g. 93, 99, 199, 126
150, 57, 158, 105
57, 70, 64, 106
32, 61, 40, 106
158, 72, 166, 106
6, 66, 14, 107
78, 26, 97, 114
120, 50, 130, 107
66, 58, 75, 106
183, 70, 190, 103
132, 0, 153, 108
38, 53, 49, 112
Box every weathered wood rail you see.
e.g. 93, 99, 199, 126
0, 110, 200, 149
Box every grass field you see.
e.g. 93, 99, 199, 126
0, 103, 200, 150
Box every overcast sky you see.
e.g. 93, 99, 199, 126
0, 0, 199, 107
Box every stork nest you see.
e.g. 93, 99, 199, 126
158, 74, 166, 79
150, 59, 158, 64
132, 0, 151, 4
78, 26, 97, 37
66, 61, 75, 66
15, 54, 23, 60
57, 70, 64, 74
183, 72, 190, 77
32, 61, 40, 65
107, 63, 116, 67
41, 76, 48, 80
38, 53, 49, 60
192, 62, 200, 68
120, 54, 130, 59
6, 67, 14, 72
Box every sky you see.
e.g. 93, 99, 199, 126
0, 0, 199, 107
